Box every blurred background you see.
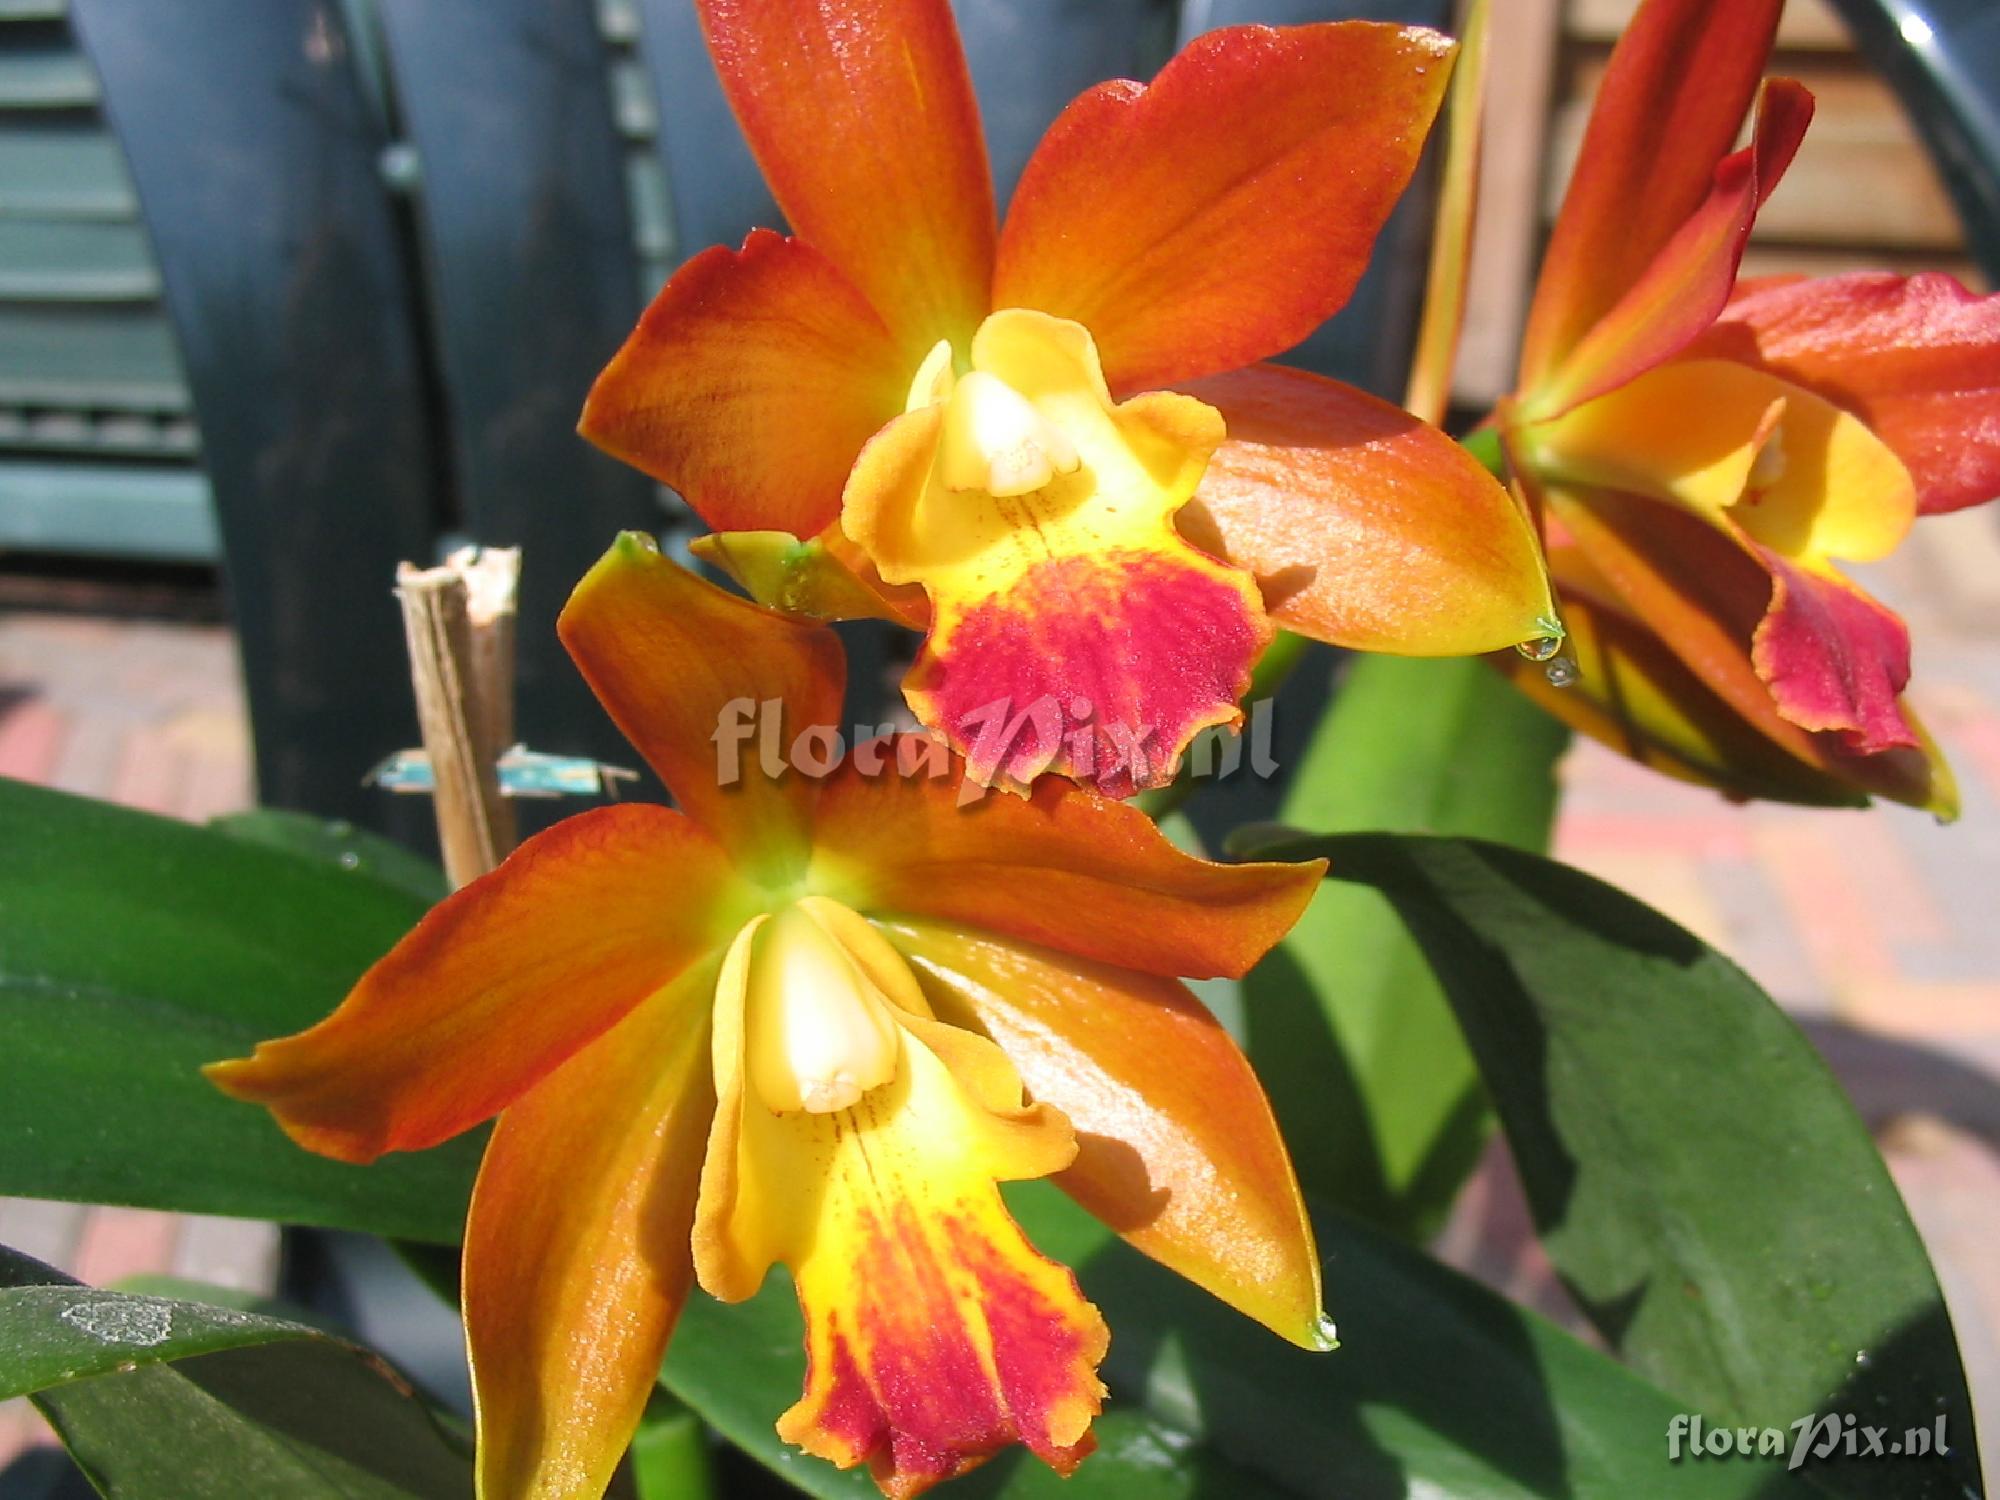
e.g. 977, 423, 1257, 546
1, 0, 1995, 1489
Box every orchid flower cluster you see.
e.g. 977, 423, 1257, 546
206, 0, 2000, 1496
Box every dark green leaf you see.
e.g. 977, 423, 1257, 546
0, 777, 477, 1241
210, 809, 449, 905
1243, 655, 1567, 1239
663, 1187, 1818, 1499
4, 1243, 472, 1499
1262, 831, 1980, 1499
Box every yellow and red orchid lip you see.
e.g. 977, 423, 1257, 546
581, 0, 1562, 797
208, 538, 1330, 1499
844, 308, 1270, 796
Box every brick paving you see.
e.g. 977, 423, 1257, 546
1, 534, 1996, 1482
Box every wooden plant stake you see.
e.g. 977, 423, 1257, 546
394, 547, 521, 888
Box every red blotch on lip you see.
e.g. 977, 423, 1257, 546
908, 549, 1268, 798
788, 1201, 1104, 1498
1752, 549, 1917, 753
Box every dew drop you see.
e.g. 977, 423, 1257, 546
1311, 1312, 1341, 1352
1854, 1350, 1873, 1369
338, 850, 362, 871
1516, 635, 1562, 663
1544, 656, 1579, 689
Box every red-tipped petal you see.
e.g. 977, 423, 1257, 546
1494, 563, 1952, 813
994, 22, 1452, 392
580, 231, 906, 536
1519, 0, 1783, 390
806, 736, 1323, 980
1698, 271, 2000, 515
560, 535, 846, 881
1752, 550, 1917, 752
204, 806, 748, 1163
887, 920, 1328, 1349
696, 0, 994, 361
1531, 78, 1813, 417
464, 960, 718, 1500
1179, 364, 1556, 654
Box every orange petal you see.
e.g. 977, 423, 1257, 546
205, 805, 749, 1163
464, 957, 718, 1500
843, 311, 1271, 796
993, 21, 1452, 392
885, 920, 1328, 1349
559, 534, 846, 882
694, 921, 1104, 1498
1178, 363, 1557, 654
1518, 0, 1783, 392
695, 0, 993, 362
1697, 271, 2000, 515
580, 230, 906, 536
806, 735, 1323, 980
1530, 79, 1813, 418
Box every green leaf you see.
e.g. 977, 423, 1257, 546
210, 809, 449, 905
1261, 831, 1981, 1499
3, 1242, 472, 1498
662, 1187, 1818, 1499
1243, 654, 1567, 1239
0, 777, 477, 1240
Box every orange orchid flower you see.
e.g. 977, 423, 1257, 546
1493, 0, 2000, 814
206, 535, 1329, 1499
581, 0, 1556, 799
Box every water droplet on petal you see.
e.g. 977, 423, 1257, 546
1517, 635, 1562, 663
1311, 1313, 1340, 1351
1544, 656, 1579, 688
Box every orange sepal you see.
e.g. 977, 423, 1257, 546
695, 0, 994, 362
994, 21, 1452, 392
205, 805, 749, 1163
1529, 78, 1813, 418
463, 958, 718, 1500
559, 534, 846, 882
1178, 364, 1556, 654
806, 736, 1324, 980
579, 230, 907, 537
888, 920, 1329, 1349
1697, 271, 2000, 515
1519, 0, 1783, 390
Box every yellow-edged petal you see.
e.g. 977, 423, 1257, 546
885, 920, 1328, 1350
1525, 358, 1916, 566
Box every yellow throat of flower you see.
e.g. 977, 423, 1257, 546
744, 898, 911, 1115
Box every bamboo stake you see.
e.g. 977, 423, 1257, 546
395, 548, 520, 888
